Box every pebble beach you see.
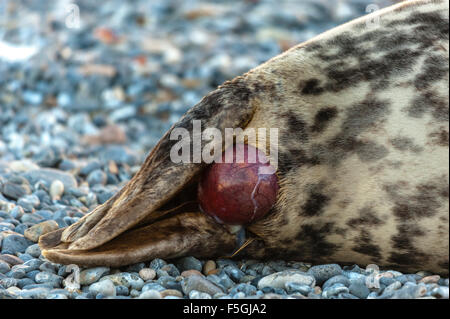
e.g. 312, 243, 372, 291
0, 0, 448, 299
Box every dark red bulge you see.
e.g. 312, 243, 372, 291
198, 143, 279, 225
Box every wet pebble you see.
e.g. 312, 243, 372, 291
79, 267, 110, 285
89, 279, 116, 297
258, 270, 316, 290
307, 264, 343, 285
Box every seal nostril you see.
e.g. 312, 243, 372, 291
198, 143, 279, 225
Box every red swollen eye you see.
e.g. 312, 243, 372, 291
198, 143, 279, 225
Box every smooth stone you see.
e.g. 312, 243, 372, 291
149, 258, 167, 270
24, 220, 59, 242
35, 272, 63, 288
182, 275, 223, 296
258, 270, 316, 290
161, 264, 180, 277
0, 260, 10, 274
142, 283, 166, 292
1, 182, 30, 200
47, 293, 68, 299
223, 265, 245, 282
0, 277, 18, 288
390, 283, 427, 299
0, 254, 24, 265
138, 268, 156, 281
25, 244, 41, 258
79, 267, 110, 285
431, 286, 449, 299
19, 287, 50, 299
160, 289, 183, 298
49, 180, 64, 200
116, 285, 129, 296
189, 290, 212, 299
39, 261, 59, 274
207, 273, 233, 291
307, 264, 343, 285
164, 280, 182, 291
181, 269, 204, 278
6, 267, 26, 279
348, 282, 370, 299
20, 213, 44, 224
26, 270, 40, 281
138, 289, 162, 299
89, 279, 116, 297
419, 275, 440, 284
1, 234, 34, 254
229, 283, 257, 296
9, 207, 24, 222
22, 168, 78, 189
177, 256, 202, 272
79, 161, 102, 176
203, 260, 216, 275
322, 283, 350, 298
17, 278, 35, 289
100, 272, 144, 290
87, 169, 107, 186
285, 282, 312, 295
130, 289, 140, 298
323, 275, 351, 290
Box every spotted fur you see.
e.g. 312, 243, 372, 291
40, 0, 449, 274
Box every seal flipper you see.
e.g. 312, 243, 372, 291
41, 212, 237, 267
48, 77, 256, 253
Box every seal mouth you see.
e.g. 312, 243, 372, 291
39, 77, 260, 267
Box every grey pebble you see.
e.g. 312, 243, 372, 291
89, 279, 116, 297
139, 289, 162, 299
79, 267, 110, 285
182, 274, 223, 296
149, 258, 167, 270
19, 287, 50, 299
189, 289, 212, 299
35, 272, 63, 288
0, 260, 10, 274
258, 270, 316, 289
307, 264, 343, 285
142, 283, 166, 292
25, 244, 41, 258
348, 282, 370, 299
1, 234, 34, 254
322, 283, 349, 298
323, 275, 351, 290
177, 256, 202, 272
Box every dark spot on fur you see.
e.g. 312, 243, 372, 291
300, 78, 324, 95
406, 91, 449, 122
301, 185, 330, 217
352, 231, 382, 259
385, 179, 445, 222
390, 136, 423, 153
347, 207, 384, 228
387, 11, 449, 43
277, 147, 320, 176
295, 222, 339, 262
282, 111, 309, 142
429, 128, 449, 147
388, 223, 429, 266
310, 97, 390, 165
415, 54, 449, 90
311, 107, 338, 133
